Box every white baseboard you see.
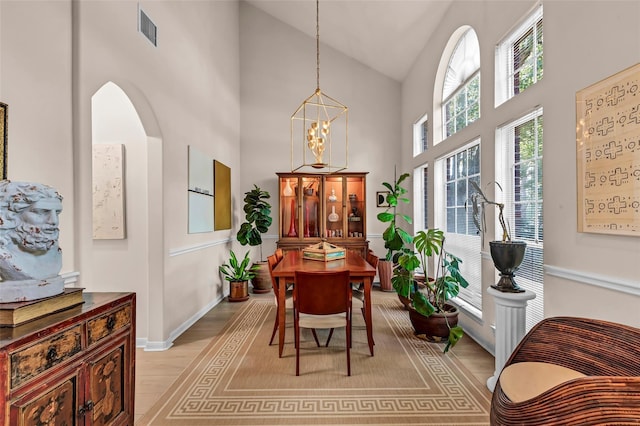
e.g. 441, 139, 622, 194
138, 294, 225, 351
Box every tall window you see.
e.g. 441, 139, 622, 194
435, 142, 482, 312
496, 4, 543, 106
497, 108, 544, 330
422, 166, 429, 229
442, 29, 480, 139
413, 114, 429, 156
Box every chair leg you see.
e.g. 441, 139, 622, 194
295, 313, 300, 376
346, 317, 351, 376
325, 328, 335, 347
311, 329, 321, 347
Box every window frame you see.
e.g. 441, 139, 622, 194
496, 107, 544, 331
413, 113, 429, 156
495, 3, 544, 106
434, 139, 483, 313
443, 71, 481, 139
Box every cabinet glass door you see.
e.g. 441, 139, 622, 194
346, 176, 365, 238
301, 176, 321, 238
324, 176, 344, 238
280, 176, 299, 238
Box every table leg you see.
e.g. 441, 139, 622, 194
278, 277, 286, 358
364, 277, 374, 356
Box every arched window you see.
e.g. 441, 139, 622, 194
430, 27, 483, 315
442, 29, 480, 139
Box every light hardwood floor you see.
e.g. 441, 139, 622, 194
134, 290, 495, 424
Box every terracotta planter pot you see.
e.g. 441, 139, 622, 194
251, 261, 272, 294
228, 280, 250, 302
398, 294, 412, 309
408, 304, 459, 340
377, 260, 394, 292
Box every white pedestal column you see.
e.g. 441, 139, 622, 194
486, 287, 536, 392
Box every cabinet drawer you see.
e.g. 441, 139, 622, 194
87, 304, 131, 346
10, 325, 83, 389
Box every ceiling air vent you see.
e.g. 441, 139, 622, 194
139, 7, 157, 47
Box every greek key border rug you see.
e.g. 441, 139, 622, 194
139, 298, 491, 425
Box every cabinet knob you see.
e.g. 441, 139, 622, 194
78, 400, 94, 416
106, 316, 116, 331
46, 346, 57, 362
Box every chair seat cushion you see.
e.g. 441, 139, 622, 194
299, 313, 346, 329
500, 362, 586, 403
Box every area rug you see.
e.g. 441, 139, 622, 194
139, 297, 492, 425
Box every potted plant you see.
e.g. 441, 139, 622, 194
237, 185, 273, 293
376, 171, 413, 291
219, 250, 259, 302
392, 229, 469, 352
467, 181, 526, 293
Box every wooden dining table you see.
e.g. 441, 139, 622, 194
272, 250, 377, 358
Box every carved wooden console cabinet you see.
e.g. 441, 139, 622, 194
0, 292, 135, 425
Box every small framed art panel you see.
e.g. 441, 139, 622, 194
214, 160, 231, 230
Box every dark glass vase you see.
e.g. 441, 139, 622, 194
489, 241, 527, 293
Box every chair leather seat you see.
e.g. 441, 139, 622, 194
500, 361, 586, 403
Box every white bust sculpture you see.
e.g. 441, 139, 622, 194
0, 181, 65, 302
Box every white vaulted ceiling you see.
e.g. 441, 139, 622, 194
245, 0, 452, 82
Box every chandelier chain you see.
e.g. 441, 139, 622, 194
316, 0, 320, 91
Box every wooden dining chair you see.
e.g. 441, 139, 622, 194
293, 270, 352, 376
274, 248, 284, 262
353, 252, 378, 317
267, 254, 293, 346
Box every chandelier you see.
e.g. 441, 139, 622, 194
291, 0, 348, 174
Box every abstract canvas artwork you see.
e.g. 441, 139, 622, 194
92, 144, 126, 239
188, 145, 214, 233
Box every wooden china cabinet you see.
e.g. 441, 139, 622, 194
276, 172, 369, 257
0, 292, 135, 425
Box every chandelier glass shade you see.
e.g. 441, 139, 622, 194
291, 0, 348, 174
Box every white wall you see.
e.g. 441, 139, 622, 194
239, 2, 402, 263
73, 0, 241, 347
1, 0, 241, 347
0, 0, 76, 275
402, 0, 640, 350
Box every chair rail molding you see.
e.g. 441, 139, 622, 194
545, 264, 640, 297
169, 238, 229, 257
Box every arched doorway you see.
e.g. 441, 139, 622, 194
90, 81, 163, 346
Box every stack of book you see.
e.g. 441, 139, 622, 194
0, 287, 84, 327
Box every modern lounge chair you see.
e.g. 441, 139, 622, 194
491, 316, 640, 425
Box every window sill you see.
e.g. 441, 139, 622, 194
450, 297, 483, 323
